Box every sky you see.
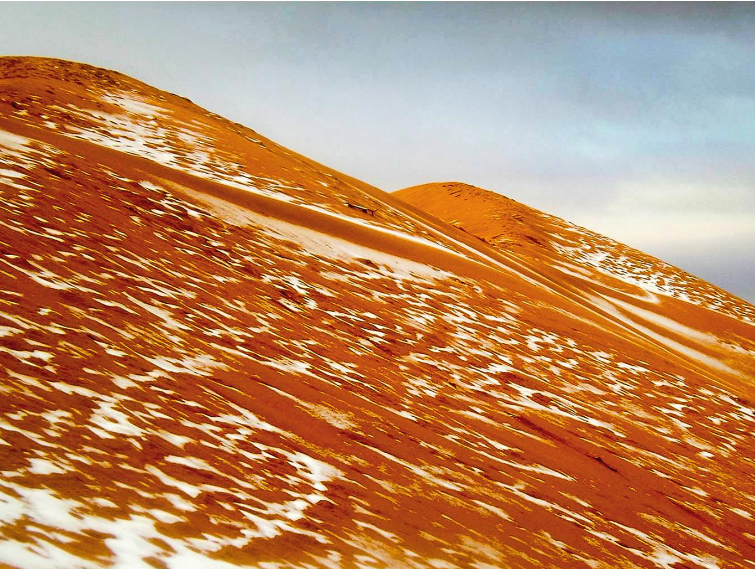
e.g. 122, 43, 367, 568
2, 2, 754, 302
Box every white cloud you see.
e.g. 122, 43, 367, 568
569, 210, 755, 253
608, 181, 753, 214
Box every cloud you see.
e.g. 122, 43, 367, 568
610, 181, 753, 214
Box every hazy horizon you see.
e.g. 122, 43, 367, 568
1, 2, 753, 302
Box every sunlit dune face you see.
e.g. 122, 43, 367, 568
0, 56, 753, 569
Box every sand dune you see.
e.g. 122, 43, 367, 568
0, 57, 753, 569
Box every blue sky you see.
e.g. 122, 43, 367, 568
2, 2, 753, 302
